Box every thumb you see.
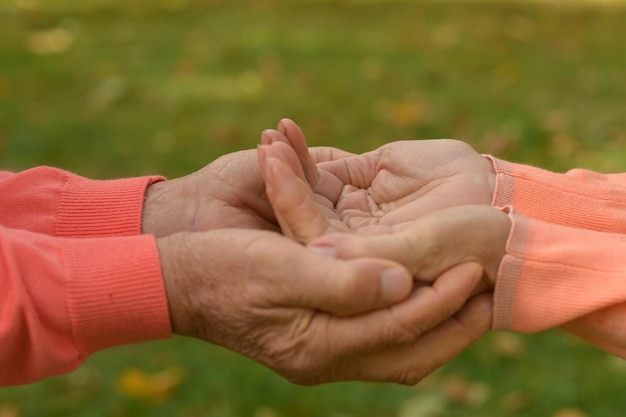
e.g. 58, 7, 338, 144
291, 249, 414, 316
258, 144, 330, 243
309, 206, 510, 284
277, 118, 319, 188
260, 130, 308, 181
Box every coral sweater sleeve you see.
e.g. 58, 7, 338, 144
486, 156, 626, 233
0, 168, 171, 386
0, 167, 164, 237
493, 211, 626, 358
487, 157, 626, 358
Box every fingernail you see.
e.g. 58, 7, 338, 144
309, 245, 336, 257
381, 268, 411, 303
261, 130, 272, 145
277, 119, 287, 133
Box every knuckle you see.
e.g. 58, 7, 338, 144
455, 311, 490, 345
385, 314, 422, 346
397, 367, 431, 386
332, 264, 382, 314
443, 138, 473, 154
330, 269, 362, 309
281, 360, 330, 386
335, 236, 369, 258
433, 284, 467, 316
276, 348, 331, 385
335, 270, 357, 298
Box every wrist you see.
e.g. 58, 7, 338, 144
157, 231, 224, 341
490, 207, 514, 289
481, 155, 497, 205
156, 233, 188, 337
142, 178, 194, 237
481, 207, 512, 290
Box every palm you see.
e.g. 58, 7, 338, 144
321, 140, 495, 234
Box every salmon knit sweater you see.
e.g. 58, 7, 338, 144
489, 157, 626, 358
0, 167, 171, 386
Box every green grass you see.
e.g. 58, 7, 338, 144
2, 0, 626, 415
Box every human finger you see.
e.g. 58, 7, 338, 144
259, 146, 330, 243
309, 226, 426, 278
309, 146, 356, 163
317, 151, 379, 189
341, 292, 492, 385
284, 263, 488, 385
277, 118, 319, 187
273, 247, 414, 316
260, 131, 307, 181
276, 119, 356, 200
309, 206, 510, 283
260, 129, 345, 204
262, 121, 351, 203
273, 119, 355, 164
318, 262, 484, 355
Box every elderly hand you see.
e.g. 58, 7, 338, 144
142, 150, 276, 237
141, 143, 355, 238
259, 119, 496, 242
157, 228, 492, 385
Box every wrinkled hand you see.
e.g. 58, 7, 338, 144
142, 150, 277, 237
141, 143, 354, 238
259, 119, 497, 242
157, 228, 492, 385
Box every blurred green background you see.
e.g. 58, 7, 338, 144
1, 0, 626, 416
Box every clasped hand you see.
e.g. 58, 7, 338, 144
259, 119, 511, 290
144, 119, 511, 385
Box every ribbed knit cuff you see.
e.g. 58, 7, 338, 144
492, 208, 528, 331
55, 175, 165, 238
61, 234, 172, 357
485, 155, 625, 233
493, 209, 626, 333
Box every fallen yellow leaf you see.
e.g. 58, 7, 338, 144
118, 367, 183, 402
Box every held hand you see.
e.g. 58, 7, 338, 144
258, 120, 510, 289
311, 205, 512, 290
259, 119, 497, 240
319, 136, 497, 233
157, 229, 492, 385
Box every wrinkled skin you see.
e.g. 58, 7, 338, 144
142, 146, 353, 237
158, 228, 492, 385
142, 119, 499, 385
